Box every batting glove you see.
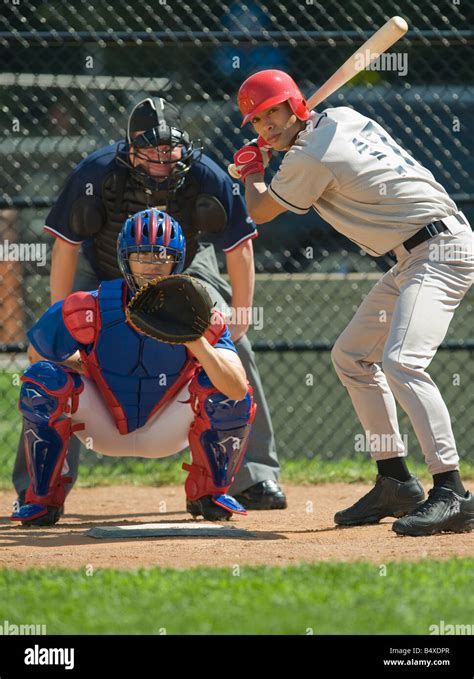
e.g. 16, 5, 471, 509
232, 137, 272, 182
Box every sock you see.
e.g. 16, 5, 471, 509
376, 457, 411, 482
433, 471, 466, 496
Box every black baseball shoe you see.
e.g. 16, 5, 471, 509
334, 474, 425, 526
234, 480, 287, 510
392, 487, 474, 537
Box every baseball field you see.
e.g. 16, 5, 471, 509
1, 1, 473, 650
1, 454, 473, 635
1, 274, 473, 635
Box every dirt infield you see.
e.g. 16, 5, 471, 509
0, 484, 472, 570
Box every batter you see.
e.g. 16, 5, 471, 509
232, 69, 474, 537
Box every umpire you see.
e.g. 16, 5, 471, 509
13, 97, 286, 515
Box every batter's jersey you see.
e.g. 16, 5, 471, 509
269, 107, 458, 256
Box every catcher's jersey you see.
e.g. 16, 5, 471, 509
269, 107, 458, 256
28, 279, 236, 434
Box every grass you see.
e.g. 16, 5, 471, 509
281, 456, 474, 484
0, 560, 472, 635
1, 452, 474, 491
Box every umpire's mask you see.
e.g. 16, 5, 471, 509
117, 97, 201, 193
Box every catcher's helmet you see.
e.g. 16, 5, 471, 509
238, 70, 310, 127
117, 97, 202, 192
117, 208, 186, 293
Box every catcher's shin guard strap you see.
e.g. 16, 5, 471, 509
183, 369, 256, 500
19, 361, 85, 507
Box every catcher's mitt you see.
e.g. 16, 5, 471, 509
125, 274, 215, 344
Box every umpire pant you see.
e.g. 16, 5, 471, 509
12, 243, 280, 497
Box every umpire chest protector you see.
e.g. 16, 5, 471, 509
71, 166, 227, 280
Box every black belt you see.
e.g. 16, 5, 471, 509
402, 220, 448, 252
397, 212, 467, 254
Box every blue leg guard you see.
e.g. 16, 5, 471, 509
11, 361, 84, 523
183, 369, 256, 515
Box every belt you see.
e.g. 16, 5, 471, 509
402, 220, 448, 252
391, 212, 467, 256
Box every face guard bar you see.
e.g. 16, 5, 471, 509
117, 123, 202, 193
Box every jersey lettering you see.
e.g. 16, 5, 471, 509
352, 121, 416, 177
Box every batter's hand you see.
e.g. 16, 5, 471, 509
231, 137, 272, 182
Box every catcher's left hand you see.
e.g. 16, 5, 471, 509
126, 274, 215, 344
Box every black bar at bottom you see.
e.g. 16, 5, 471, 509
0, 634, 471, 676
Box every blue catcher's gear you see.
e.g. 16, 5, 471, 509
183, 369, 256, 517
11, 361, 84, 523
117, 208, 186, 294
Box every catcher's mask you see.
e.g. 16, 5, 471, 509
117, 208, 186, 294
117, 97, 202, 193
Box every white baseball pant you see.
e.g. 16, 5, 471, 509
331, 214, 473, 474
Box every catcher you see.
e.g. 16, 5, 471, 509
11, 208, 256, 526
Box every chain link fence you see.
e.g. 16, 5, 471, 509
0, 0, 473, 481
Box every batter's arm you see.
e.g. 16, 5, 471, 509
244, 174, 287, 224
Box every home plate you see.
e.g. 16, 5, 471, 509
87, 522, 253, 539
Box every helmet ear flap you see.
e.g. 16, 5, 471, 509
288, 96, 311, 122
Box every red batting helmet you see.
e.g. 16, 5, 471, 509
238, 70, 311, 127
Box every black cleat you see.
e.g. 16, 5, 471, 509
334, 474, 425, 526
234, 480, 287, 510
392, 487, 474, 537
186, 496, 232, 521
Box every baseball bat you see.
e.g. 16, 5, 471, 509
228, 16, 409, 179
